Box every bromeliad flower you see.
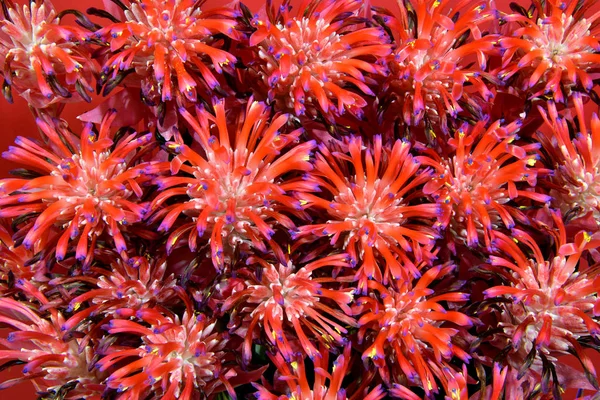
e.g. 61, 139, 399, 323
0, 224, 48, 294
58, 254, 178, 333
97, 298, 262, 399
247, 0, 391, 119
483, 211, 600, 391
355, 264, 472, 398
378, 0, 496, 131
421, 119, 550, 250
297, 135, 439, 291
498, 0, 600, 102
150, 100, 315, 269
537, 94, 600, 221
0, 297, 105, 398
0, 0, 94, 107
0, 111, 153, 264
222, 252, 356, 363
252, 344, 386, 400
95, 0, 239, 103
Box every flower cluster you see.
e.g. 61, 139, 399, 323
1, 0, 600, 399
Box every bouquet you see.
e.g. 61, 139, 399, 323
0, 0, 599, 398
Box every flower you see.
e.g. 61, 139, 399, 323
58, 254, 178, 333
0, 0, 94, 107
483, 210, 600, 391
0, 223, 48, 294
355, 263, 472, 398
97, 301, 260, 399
421, 118, 550, 250
0, 297, 104, 398
95, 0, 239, 103
497, 0, 600, 102
150, 99, 315, 269
252, 344, 386, 400
222, 252, 356, 363
378, 0, 496, 131
247, 0, 391, 119
537, 94, 600, 221
298, 135, 439, 291
0, 110, 153, 264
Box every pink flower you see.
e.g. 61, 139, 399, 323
247, 0, 391, 119
421, 119, 550, 250
298, 135, 439, 292
0, 0, 95, 107
0, 298, 105, 397
537, 94, 600, 221
150, 100, 315, 269
483, 211, 600, 391
95, 0, 239, 103
97, 300, 261, 399
253, 344, 385, 400
355, 264, 472, 397
222, 252, 356, 362
498, 0, 600, 102
378, 0, 496, 131
0, 111, 153, 264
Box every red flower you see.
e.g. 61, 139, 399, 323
0, 224, 48, 294
497, 0, 600, 102
0, 298, 105, 397
222, 252, 356, 362
378, 0, 496, 130
150, 100, 314, 269
97, 300, 260, 399
355, 264, 472, 397
59, 255, 178, 333
298, 135, 439, 292
95, 0, 239, 103
483, 211, 600, 390
247, 0, 391, 119
537, 94, 600, 221
421, 119, 550, 250
0, 111, 153, 264
253, 344, 385, 400
0, 0, 95, 107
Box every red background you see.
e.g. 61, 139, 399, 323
0, 0, 598, 399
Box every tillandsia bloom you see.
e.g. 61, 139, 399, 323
0, 0, 94, 107
0, 297, 105, 398
222, 252, 356, 363
483, 211, 600, 392
97, 297, 262, 399
0, 111, 153, 264
297, 135, 439, 291
246, 0, 391, 119
497, 0, 600, 102
537, 94, 600, 221
378, 0, 496, 131
421, 118, 550, 251
150, 100, 315, 269
355, 264, 473, 398
95, 0, 239, 103
57, 254, 178, 333
252, 344, 386, 400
